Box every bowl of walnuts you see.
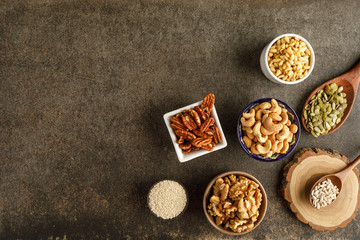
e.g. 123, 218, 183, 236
203, 171, 267, 235
237, 98, 300, 162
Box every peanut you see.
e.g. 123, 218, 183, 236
268, 36, 311, 82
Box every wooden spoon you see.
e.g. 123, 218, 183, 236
302, 59, 360, 135
309, 155, 360, 208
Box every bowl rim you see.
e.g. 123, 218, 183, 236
237, 98, 301, 162
147, 179, 189, 220
202, 171, 268, 235
263, 33, 315, 85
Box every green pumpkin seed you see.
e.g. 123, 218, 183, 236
325, 85, 330, 94
323, 93, 328, 101
313, 121, 322, 127
330, 83, 338, 90
311, 130, 319, 137
303, 83, 347, 137
332, 110, 340, 115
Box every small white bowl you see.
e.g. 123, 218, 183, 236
260, 33, 315, 85
163, 101, 227, 163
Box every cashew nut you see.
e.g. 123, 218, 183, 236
270, 140, 278, 152
265, 150, 274, 158
243, 127, 253, 135
286, 119, 291, 126
278, 111, 288, 125
275, 108, 282, 115
280, 141, 289, 154
241, 117, 255, 127
271, 141, 284, 153
289, 124, 298, 134
257, 134, 268, 144
269, 112, 282, 121
243, 136, 252, 148
256, 140, 272, 154
250, 144, 260, 154
276, 126, 290, 141
262, 113, 269, 123
263, 116, 283, 132
259, 102, 271, 110
243, 108, 255, 119
268, 133, 277, 145
260, 126, 274, 135
255, 109, 269, 121
286, 132, 294, 143
270, 99, 281, 114
252, 121, 262, 137
247, 131, 255, 140
253, 105, 261, 111
255, 109, 263, 121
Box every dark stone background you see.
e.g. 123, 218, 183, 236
1, 0, 359, 239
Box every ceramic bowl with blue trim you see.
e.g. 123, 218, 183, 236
237, 98, 300, 162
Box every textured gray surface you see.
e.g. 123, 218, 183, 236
1, 0, 360, 239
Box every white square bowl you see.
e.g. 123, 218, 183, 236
163, 101, 228, 163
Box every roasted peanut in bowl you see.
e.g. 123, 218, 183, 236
260, 33, 315, 84
237, 98, 300, 162
203, 171, 267, 235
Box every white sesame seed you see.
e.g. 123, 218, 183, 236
148, 180, 187, 219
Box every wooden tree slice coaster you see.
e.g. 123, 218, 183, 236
282, 148, 360, 231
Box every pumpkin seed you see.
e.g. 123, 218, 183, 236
303, 83, 347, 137
311, 130, 319, 137
325, 85, 330, 94
313, 121, 322, 127
323, 93, 328, 101
303, 110, 308, 119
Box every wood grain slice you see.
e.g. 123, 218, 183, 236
282, 148, 360, 231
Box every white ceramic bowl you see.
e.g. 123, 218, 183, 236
163, 101, 227, 163
260, 33, 315, 85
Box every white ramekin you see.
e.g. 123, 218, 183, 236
163, 101, 227, 163
260, 33, 315, 85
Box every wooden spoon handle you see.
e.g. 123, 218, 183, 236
347, 59, 360, 85
336, 155, 360, 181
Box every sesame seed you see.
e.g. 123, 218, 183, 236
148, 180, 187, 219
